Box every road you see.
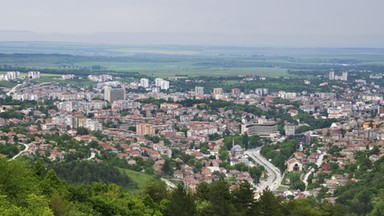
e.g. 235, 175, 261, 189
302, 152, 326, 191
9, 143, 29, 161
87, 152, 96, 160
6, 83, 23, 96
161, 178, 177, 189
245, 147, 283, 192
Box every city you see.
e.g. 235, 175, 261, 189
1, 0, 383, 215
0, 68, 383, 203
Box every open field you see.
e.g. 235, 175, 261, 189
1, 42, 384, 78
119, 168, 155, 193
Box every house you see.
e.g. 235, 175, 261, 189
286, 158, 302, 172
173, 170, 183, 179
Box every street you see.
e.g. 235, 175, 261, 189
245, 147, 283, 192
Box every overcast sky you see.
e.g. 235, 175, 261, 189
1, 0, 383, 35
1, 0, 384, 47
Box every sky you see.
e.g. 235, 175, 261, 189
1, 0, 384, 46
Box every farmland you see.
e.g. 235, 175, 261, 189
0, 42, 384, 79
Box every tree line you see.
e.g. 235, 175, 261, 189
0, 157, 349, 215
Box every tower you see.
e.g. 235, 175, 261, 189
104, 86, 125, 103
104, 85, 111, 102
341, 71, 348, 81
195, 86, 204, 96
329, 69, 335, 80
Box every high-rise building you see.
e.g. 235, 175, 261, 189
0, 71, 21, 81
154, 78, 169, 90
27, 71, 40, 79
195, 86, 204, 96
212, 88, 223, 99
341, 71, 348, 81
140, 78, 149, 88
329, 70, 335, 80
155, 78, 163, 87
160, 80, 170, 90
231, 88, 241, 97
104, 86, 125, 103
136, 123, 155, 135
255, 88, 269, 96
284, 125, 296, 136
213, 88, 223, 96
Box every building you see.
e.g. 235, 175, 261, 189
255, 88, 268, 96
231, 88, 241, 97
241, 121, 278, 137
284, 125, 296, 136
329, 70, 348, 81
154, 78, 170, 90
212, 88, 223, 99
160, 80, 170, 90
286, 158, 302, 172
231, 144, 244, 158
62, 74, 75, 80
0, 71, 20, 81
195, 86, 204, 96
88, 74, 113, 82
104, 86, 125, 103
27, 71, 40, 79
136, 124, 155, 135
341, 71, 348, 81
140, 78, 149, 88
155, 78, 163, 87
329, 69, 335, 80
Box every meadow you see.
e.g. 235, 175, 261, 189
0, 42, 384, 79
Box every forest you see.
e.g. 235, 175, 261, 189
0, 157, 350, 216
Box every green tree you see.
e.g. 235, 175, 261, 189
76, 127, 88, 136
256, 188, 284, 216
162, 159, 173, 176
232, 181, 256, 215
167, 184, 196, 216
218, 148, 229, 161
41, 170, 68, 197
33, 160, 44, 178
142, 179, 169, 204
206, 180, 236, 216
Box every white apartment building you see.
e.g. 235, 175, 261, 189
140, 78, 149, 88
27, 71, 40, 79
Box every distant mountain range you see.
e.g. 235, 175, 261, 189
0, 31, 383, 48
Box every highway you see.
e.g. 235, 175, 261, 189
245, 147, 283, 192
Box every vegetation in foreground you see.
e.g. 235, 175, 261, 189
0, 157, 348, 216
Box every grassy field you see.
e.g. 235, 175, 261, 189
19, 72, 61, 77
0, 81, 18, 88
119, 168, 155, 193
1, 43, 384, 79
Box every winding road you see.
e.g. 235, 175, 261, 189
302, 152, 326, 191
161, 178, 177, 189
245, 147, 283, 192
9, 143, 29, 161
87, 152, 96, 160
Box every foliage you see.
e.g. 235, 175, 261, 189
334, 155, 384, 215
0, 156, 348, 215
0, 144, 21, 158
51, 161, 134, 189
261, 139, 298, 171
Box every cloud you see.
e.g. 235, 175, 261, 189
0, 0, 383, 36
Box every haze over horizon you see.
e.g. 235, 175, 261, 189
1, 0, 384, 47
